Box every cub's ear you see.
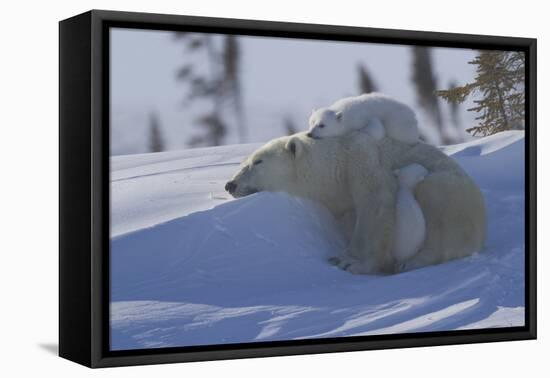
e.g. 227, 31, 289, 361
335, 111, 343, 121
285, 137, 304, 159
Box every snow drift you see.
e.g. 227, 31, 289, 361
110, 131, 525, 350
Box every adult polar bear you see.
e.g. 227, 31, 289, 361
225, 132, 486, 274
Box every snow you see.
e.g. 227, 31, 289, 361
110, 131, 525, 350
110, 143, 258, 237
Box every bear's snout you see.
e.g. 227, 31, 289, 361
225, 181, 237, 194
306, 132, 320, 140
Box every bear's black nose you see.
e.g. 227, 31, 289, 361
225, 181, 237, 193
306, 132, 313, 138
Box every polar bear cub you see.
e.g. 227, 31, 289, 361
308, 93, 420, 144
393, 163, 429, 263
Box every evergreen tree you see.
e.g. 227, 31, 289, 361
436, 51, 525, 136
411, 47, 450, 143
175, 33, 246, 147
187, 114, 226, 147
148, 111, 165, 153
222, 35, 247, 143
447, 79, 462, 130
356, 63, 378, 94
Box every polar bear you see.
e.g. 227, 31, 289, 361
225, 131, 486, 274
393, 163, 428, 264
307, 93, 420, 144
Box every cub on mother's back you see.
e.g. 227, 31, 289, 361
308, 93, 420, 144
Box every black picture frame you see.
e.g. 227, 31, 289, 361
59, 9, 537, 368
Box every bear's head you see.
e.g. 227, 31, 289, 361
307, 108, 343, 139
225, 135, 306, 198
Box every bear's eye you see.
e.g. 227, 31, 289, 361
253, 159, 263, 165
318, 124, 325, 128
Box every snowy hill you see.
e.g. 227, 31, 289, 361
110, 131, 525, 350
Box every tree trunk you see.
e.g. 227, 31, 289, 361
493, 80, 511, 132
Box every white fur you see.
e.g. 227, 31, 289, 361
364, 117, 386, 141
393, 163, 428, 263
308, 93, 419, 144
227, 132, 486, 274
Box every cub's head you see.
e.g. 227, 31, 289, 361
307, 108, 343, 139
394, 163, 429, 189
225, 135, 306, 198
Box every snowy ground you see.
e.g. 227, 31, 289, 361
110, 131, 525, 351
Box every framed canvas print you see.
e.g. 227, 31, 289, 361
59, 10, 536, 368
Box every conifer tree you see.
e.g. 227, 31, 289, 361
222, 35, 247, 143
187, 114, 226, 147
436, 51, 525, 136
411, 47, 449, 143
447, 79, 461, 129
148, 111, 165, 153
356, 63, 378, 94
174, 33, 246, 146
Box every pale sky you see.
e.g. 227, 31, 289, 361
110, 27, 479, 155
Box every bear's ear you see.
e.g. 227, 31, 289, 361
285, 137, 303, 159
335, 111, 343, 121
